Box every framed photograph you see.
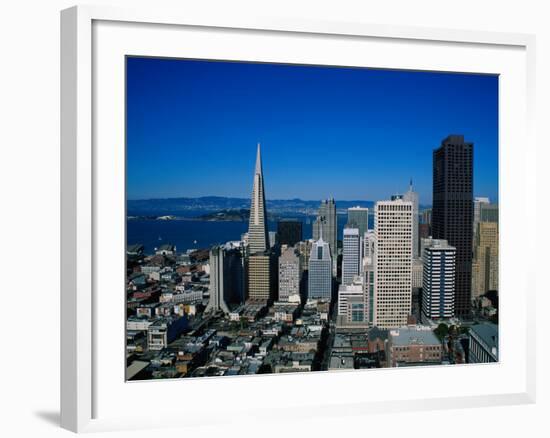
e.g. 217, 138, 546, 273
61, 5, 536, 433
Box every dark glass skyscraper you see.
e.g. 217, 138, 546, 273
277, 219, 302, 247
432, 135, 473, 317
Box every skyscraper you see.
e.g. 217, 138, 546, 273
308, 237, 332, 300
278, 246, 301, 301
248, 253, 277, 302
402, 180, 419, 258
374, 199, 413, 328
363, 230, 375, 259
312, 198, 337, 274
432, 135, 473, 317
422, 240, 456, 321
205, 246, 231, 314
474, 197, 490, 229
277, 219, 302, 246
472, 221, 499, 298
342, 227, 362, 285
247, 143, 276, 302
479, 203, 499, 223
248, 143, 269, 254
347, 206, 369, 237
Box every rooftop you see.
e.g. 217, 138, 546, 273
389, 326, 440, 346
470, 322, 498, 350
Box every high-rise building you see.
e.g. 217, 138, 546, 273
278, 246, 301, 301
402, 180, 420, 258
347, 206, 369, 237
277, 219, 302, 246
373, 199, 413, 328
312, 198, 337, 274
422, 240, 456, 320
472, 221, 499, 298
337, 276, 367, 325
205, 246, 231, 314
432, 135, 473, 317
363, 230, 375, 259
342, 227, 362, 285
474, 197, 490, 226
363, 260, 374, 326
223, 243, 247, 305
247, 143, 275, 302
479, 203, 499, 223
296, 240, 313, 274
308, 237, 332, 300
421, 208, 432, 226
247, 143, 269, 254
419, 223, 430, 241
412, 258, 424, 289
248, 253, 277, 302
268, 231, 277, 248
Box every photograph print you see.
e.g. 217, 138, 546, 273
125, 57, 499, 381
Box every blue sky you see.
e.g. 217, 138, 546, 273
126, 57, 498, 205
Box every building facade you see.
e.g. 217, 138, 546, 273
402, 180, 420, 258
347, 206, 369, 237
205, 246, 231, 314
386, 326, 442, 367
421, 240, 456, 320
432, 135, 474, 317
247, 143, 270, 254
246, 143, 275, 302
278, 246, 301, 301
308, 237, 333, 300
312, 198, 337, 274
472, 221, 499, 298
248, 253, 277, 302
374, 199, 413, 328
342, 227, 362, 285
277, 219, 302, 247
337, 277, 367, 325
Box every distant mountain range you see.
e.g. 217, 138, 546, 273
127, 196, 431, 218
127, 196, 374, 217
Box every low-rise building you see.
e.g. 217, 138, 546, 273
147, 316, 188, 351
156, 244, 176, 256
386, 326, 442, 367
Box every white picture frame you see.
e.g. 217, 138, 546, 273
61, 4, 536, 433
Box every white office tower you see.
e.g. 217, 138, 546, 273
422, 240, 456, 320
373, 199, 413, 328
363, 230, 375, 259
338, 276, 367, 325
402, 179, 419, 258
278, 246, 301, 301
308, 236, 333, 300
342, 227, 362, 285
205, 246, 230, 314
347, 206, 369, 237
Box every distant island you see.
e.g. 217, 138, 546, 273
195, 209, 250, 222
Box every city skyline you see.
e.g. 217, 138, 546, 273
125, 57, 499, 381
127, 57, 498, 204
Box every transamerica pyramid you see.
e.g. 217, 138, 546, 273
247, 143, 270, 254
